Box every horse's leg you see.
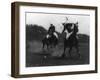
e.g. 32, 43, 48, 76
42, 43, 45, 49
61, 39, 67, 58
75, 45, 80, 58
64, 45, 66, 55
61, 45, 66, 57
75, 38, 81, 58
68, 46, 72, 57
55, 39, 58, 48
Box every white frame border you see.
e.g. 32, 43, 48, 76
19, 5, 96, 75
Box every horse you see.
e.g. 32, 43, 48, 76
42, 33, 58, 50
61, 23, 80, 58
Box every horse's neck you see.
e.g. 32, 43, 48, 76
65, 30, 73, 39
64, 25, 75, 38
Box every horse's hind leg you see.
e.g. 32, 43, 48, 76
75, 45, 80, 58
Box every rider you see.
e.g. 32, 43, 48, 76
46, 24, 58, 39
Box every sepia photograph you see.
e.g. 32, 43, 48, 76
26, 12, 90, 67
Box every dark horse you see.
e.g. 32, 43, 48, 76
61, 23, 80, 58
42, 33, 58, 50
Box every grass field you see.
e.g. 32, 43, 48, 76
26, 40, 89, 67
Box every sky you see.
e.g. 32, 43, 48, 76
26, 12, 90, 35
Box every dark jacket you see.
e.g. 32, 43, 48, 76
48, 24, 55, 34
